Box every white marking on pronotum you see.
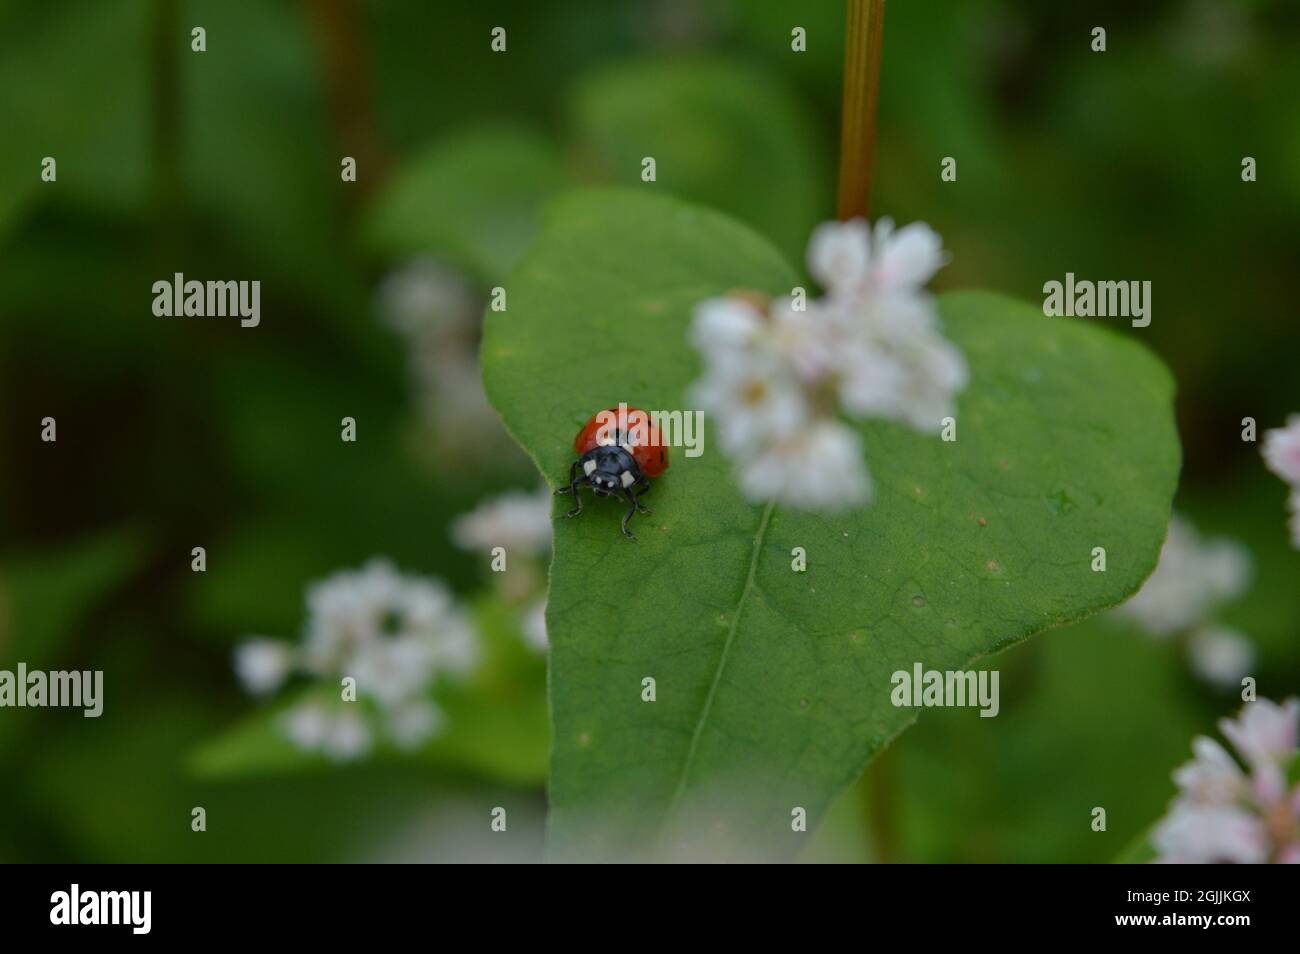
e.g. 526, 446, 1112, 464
583, 460, 597, 476
620, 471, 634, 488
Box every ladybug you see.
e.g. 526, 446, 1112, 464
556, 405, 668, 539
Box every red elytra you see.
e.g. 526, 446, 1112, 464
573, 406, 669, 478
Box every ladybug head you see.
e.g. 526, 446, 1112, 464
589, 474, 618, 497
581, 445, 638, 498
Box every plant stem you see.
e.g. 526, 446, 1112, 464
300, 0, 387, 198
836, 0, 887, 221
862, 743, 901, 862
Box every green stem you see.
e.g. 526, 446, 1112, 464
836, 0, 887, 221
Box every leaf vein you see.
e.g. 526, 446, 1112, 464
659, 499, 777, 840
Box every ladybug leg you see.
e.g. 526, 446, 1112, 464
554, 460, 580, 494
619, 492, 639, 540
564, 479, 588, 518
631, 477, 652, 513
556, 461, 588, 517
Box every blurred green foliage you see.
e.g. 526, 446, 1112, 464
569, 57, 829, 261
363, 124, 569, 283
1, 0, 1297, 862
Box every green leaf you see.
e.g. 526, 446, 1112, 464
0, 0, 150, 238
189, 683, 547, 785
362, 124, 568, 284
0, 529, 146, 753
483, 188, 1180, 860
569, 57, 829, 263
0, 528, 146, 663
1114, 824, 1159, 864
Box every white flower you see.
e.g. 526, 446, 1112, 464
1218, 697, 1300, 769
826, 295, 970, 432
386, 698, 444, 749
1171, 736, 1247, 805
300, 561, 390, 668
375, 258, 514, 462
803, 221, 962, 431
323, 708, 373, 762
1186, 626, 1254, 690
452, 485, 553, 556
1152, 803, 1269, 864
1152, 696, 1300, 863
430, 611, 480, 675
689, 296, 766, 355
283, 703, 374, 763
454, 489, 552, 635
240, 558, 479, 759
737, 421, 871, 511
807, 219, 871, 294
1118, 515, 1251, 636
830, 334, 910, 419
1262, 415, 1300, 486
690, 218, 962, 512
808, 217, 946, 299
233, 639, 293, 696
376, 257, 478, 340
690, 348, 811, 456
867, 218, 947, 295
335, 581, 477, 706
348, 634, 438, 707
301, 559, 467, 674
283, 702, 331, 750
767, 295, 840, 385
1262, 417, 1300, 548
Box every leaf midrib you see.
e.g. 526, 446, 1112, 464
659, 499, 777, 844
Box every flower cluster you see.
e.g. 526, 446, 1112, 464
1262, 415, 1300, 548
689, 218, 967, 510
234, 559, 478, 761
376, 257, 510, 463
451, 485, 553, 651
1152, 697, 1300, 863
1117, 514, 1254, 690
